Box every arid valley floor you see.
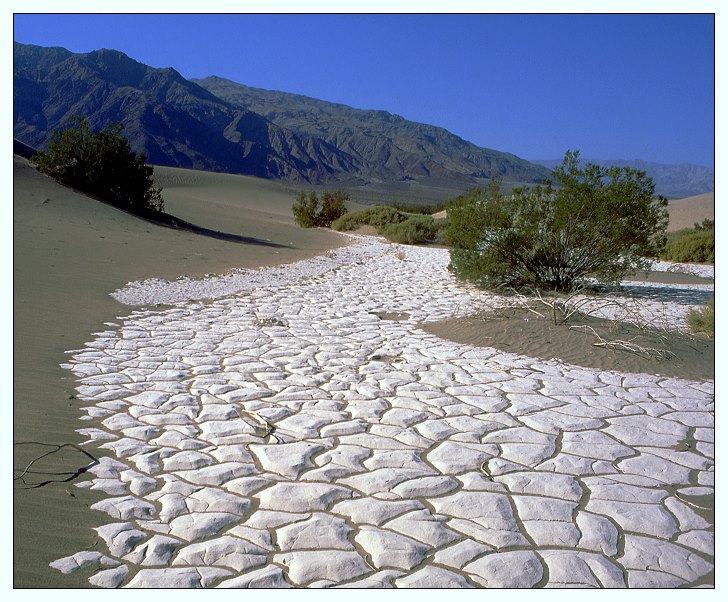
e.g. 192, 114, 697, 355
13, 156, 714, 588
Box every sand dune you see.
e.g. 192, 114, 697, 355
666, 192, 714, 232
12, 156, 347, 586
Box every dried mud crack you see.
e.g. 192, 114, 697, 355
52, 237, 714, 588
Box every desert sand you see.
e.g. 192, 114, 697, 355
666, 192, 714, 232
12, 156, 348, 587
424, 307, 714, 381
13, 155, 714, 587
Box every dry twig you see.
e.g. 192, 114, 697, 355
14, 442, 99, 489
233, 405, 281, 443
570, 324, 675, 360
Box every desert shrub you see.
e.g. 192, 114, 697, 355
661, 230, 714, 263
388, 201, 448, 215
660, 222, 714, 263
432, 218, 449, 245
292, 189, 349, 227
332, 204, 446, 245
694, 218, 715, 231
292, 190, 320, 227
446, 151, 668, 291
331, 206, 405, 231
329, 211, 360, 231
381, 215, 438, 244
686, 297, 714, 337
32, 116, 164, 213
318, 190, 349, 227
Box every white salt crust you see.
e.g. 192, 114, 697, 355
53, 236, 713, 588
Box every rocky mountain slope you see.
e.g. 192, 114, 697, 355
194, 75, 549, 187
14, 42, 549, 189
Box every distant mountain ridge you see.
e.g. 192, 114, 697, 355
531, 158, 714, 199
14, 42, 322, 181
193, 76, 549, 186
13, 42, 550, 190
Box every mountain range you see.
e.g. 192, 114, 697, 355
13, 42, 548, 193
14, 42, 713, 199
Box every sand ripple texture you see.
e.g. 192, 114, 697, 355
55, 238, 714, 588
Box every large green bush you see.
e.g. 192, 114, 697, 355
33, 117, 164, 213
381, 215, 438, 244
445, 151, 669, 291
292, 189, 349, 228
660, 220, 714, 263
331, 206, 405, 231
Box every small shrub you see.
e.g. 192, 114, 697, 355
694, 218, 714, 231
686, 297, 714, 337
331, 204, 446, 245
292, 190, 320, 227
33, 116, 164, 213
331, 206, 405, 231
366, 207, 407, 229
381, 215, 438, 244
329, 211, 359, 231
433, 218, 449, 245
292, 189, 349, 228
388, 201, 447, 215
660, 223, 714, 264
318, 190, 349, 227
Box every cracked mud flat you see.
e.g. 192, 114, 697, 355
52, 237, 714, 588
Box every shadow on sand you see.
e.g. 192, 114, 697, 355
15, 140, 292, 249
142, 210, 291, 248
618, 283, 713, 306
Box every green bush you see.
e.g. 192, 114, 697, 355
661, 231, 714, 263
292, 189, 349, 228
331, 206, 405, 231
445, 151, 668, 291
388, 201, 447, 215
694, 218, 715, 231
331, 205, 445, 245
381, 215, 438, 244
686, 297, 714, 337
292, 190, 320, 228
318, 190, 349, 227
660, 222, 714, 263
32, 116, 164, 213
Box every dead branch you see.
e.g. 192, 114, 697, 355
233, 405, 282, 443
570, 324, 675, 360
14, 442, 99, 489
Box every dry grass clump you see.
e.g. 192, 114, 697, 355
686, 297, 714, 337
482, 285, 682, 360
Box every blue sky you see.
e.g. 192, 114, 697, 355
13, 13, 715, 166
